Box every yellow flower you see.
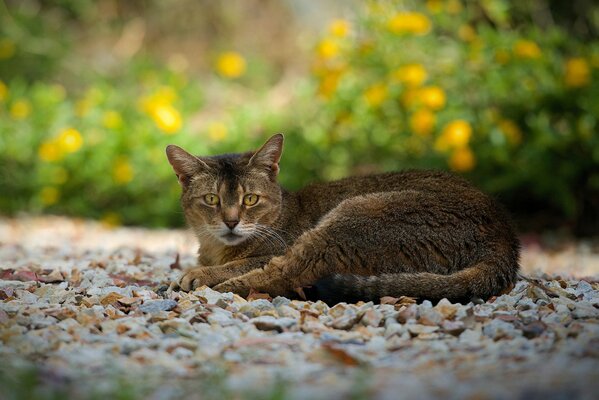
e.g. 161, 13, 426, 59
388, 12, 431, 35
40, 186, 60, 206
0, 38, 16, 59
329, 19, 350, 38
449, 147, 476, 172
458, 25, 477, 42
495, 49, 510, 65
57, 128, 83, 153
419, 86, 446, 110
446, 0, 463, 14
514, 40, 541, 59
10, 99, 31, 119
101, 212, 122, 228
564, 57, 591, 88
112, 158, 134, 184
150, 104, 182, 134
0, 80, 8, 102
393, 64, 428, 87
410, 109, 436, 137
436, 120, 472, 151
38, 141, 62, 162
426, 0, 443, 13
316, 39, 340, 60
208, 121, 228, 141
102, 110, 123, 130
364, 84, 388, 107
216, 51, 247, 78
498, 119, 522, 145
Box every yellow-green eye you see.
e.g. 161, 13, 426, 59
243, 194, 259, 206
204, 193, 220, 206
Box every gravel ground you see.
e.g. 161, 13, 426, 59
0, 216, 598, 399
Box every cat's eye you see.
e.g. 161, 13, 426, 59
243, 194, 259, 206
203, 193, 220, 206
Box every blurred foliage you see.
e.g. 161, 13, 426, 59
0, 0, 598, 233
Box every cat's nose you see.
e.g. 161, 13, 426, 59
224, 220, 239, 230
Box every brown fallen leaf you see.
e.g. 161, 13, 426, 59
169, 253, 181, 270
247, 288, 272, 302
39, 270, 64, 283
321, 343, 360, 366
380, 296, 400, 305
117, 297, 141, 306
132, 249, 142, 265
100, 292, 124, 306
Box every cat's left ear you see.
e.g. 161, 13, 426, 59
248, 134, 284, 178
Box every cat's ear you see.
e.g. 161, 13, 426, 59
248, 134, 284, 178
165, 145, 208, 188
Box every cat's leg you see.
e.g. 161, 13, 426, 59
172, 256, 273, 292
213, 196, 381, 297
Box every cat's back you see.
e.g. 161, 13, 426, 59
294, 169, 479, 221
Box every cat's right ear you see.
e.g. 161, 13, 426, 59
165, 145, 208, 188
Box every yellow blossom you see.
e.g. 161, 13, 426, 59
436, 120, 472, 151
393, 64, 428, 87
75, 98, 92, 117
449, 147, 476, 172
10, 99, 31, 119
0, 38, 16, 59
388, 12, 431, 35
150, 104, 182, 134
495, 49, 510, 65
57, 128, 83, 153
216, 51, 247, 78
514, 40, 541, 59
458, 25, 477, 42
208, 121, 228, 141
0, 80, 8, 102
101, 212, 122, 228
112, 158, 134, 184
316, 39, 340, 60
419, 86, 446, 110
446, 0, 463, 14
329, 19, 350, 38
318, 72, 342, 98
102, 110, 123, 130
564, 57, 591, 88
410, 109, 436, 137
426, 0, 443, 13
38, 141, 62, 162
40, 186, 60, 206
498, 119, 522, 145
364, 84, 388, 107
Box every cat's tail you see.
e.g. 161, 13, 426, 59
307, 261, 519, 305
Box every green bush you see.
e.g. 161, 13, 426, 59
0, 0, 598, 232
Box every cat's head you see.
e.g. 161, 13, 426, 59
166, 134, 284, 246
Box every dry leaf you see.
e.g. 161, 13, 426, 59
169, 253, 181, 270
321, 343, 360, 366
247, 288, 272, 301
39, 270, 64, 283
100, 292, 124, 306
117, 297, 140, 306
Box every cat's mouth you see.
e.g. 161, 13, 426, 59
219, 232, 247, 245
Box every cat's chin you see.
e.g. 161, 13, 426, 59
218, 232, 248, 246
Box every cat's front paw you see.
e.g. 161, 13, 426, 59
174, 267, 223, 292
213, 278, 251, 298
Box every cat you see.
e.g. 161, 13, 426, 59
166, 134, 520, 304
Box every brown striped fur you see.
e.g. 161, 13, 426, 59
166, 134, 520, 304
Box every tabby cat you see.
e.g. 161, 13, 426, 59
166, 134, 520, 304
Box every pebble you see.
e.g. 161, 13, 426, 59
139, 299, 178, 314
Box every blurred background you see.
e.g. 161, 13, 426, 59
0, 0, 597, 235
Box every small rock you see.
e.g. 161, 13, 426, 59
483, 318, 520, 340
251, 316, 296, 332
418, 308, 444, 326
407, 324, 439, 336
139, 299, 177, 314
361, 308, 383, 327
441, 319, 466, 336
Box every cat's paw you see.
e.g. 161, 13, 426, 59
213, 278, 251, 297
175, 267, 222, 292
